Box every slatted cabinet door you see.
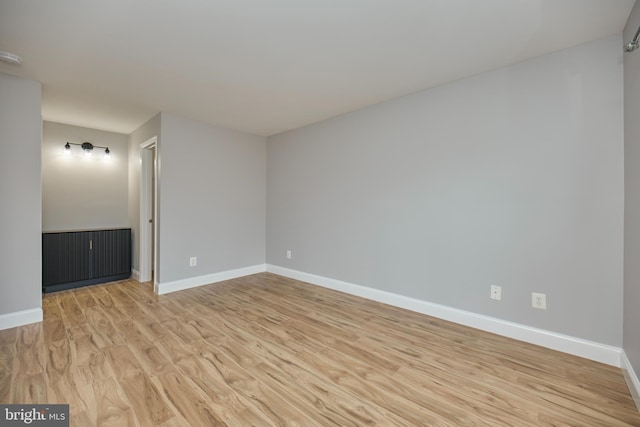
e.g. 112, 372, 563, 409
42, 231, 93, 287
92, 229, 131, 279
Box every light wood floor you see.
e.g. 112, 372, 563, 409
1, 273, 639, 426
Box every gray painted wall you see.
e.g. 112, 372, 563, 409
624, 1, 640, 377
267, 36, 624, 345
42, 121, 129, 231
0, 73, 42, 315
157, 113, 266, 283
128, 114, 161, 273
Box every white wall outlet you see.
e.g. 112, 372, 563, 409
490, 285, 502, 301
532, 292, 546, 310
286, 250, 292, 259
189, 256, 197, 267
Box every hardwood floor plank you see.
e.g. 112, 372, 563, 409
119, 370, 175, 425
0, 357, 13, 402
66, 324, 101, 366
57, 292, 86, 326
153, 368, 231, 426
234, 407, 278, 427
42, 319, 67, 344
103, 344, 145, 381
45, 338, 90, 416
249, 354, 387, 426
3, 274, 639, 426
92, 377, 139, 427
197, 347, 320, 426
14, 325, 46, 377
125, 335, 172, 377
13, 373, 48, 403
69, 409, 95, 427
155, 341, 269, 424
295, 343, 468, 426
103, 344, 175, 424
83, 306, 125, 348
0, 333, 16, 361
42, 297, 64, 325
76, 351, 113, 388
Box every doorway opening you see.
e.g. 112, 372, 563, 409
139, 136, 157, 290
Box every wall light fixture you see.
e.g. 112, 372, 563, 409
65, 141, 110, 157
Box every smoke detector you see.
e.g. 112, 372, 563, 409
0, 51, 22, 65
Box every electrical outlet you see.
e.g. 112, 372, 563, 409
189, 256, 197, 267
286, 250, 292, 259
532, 292, 546, 310
490, 285, 502, 301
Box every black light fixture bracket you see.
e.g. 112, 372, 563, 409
625, 25, 640, 53
65, 141, 110, 155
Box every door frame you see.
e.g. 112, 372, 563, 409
139, 136, 158, 288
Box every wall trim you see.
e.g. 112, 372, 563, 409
0, 308, 43, 330
622, 351, 640, 412
156, 264, 266, 295
266, 264, 622, 367
131, 269, 140, 282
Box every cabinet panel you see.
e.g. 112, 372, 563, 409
42, 232, 92, 286
42, 228, 131, 293
92, 229, 131, 278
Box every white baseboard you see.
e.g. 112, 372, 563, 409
622, 351, 640, 412
156, 264, 266, 295
131, 269, 140, 281
0, 307, 43, 330
266, 264, 622, 367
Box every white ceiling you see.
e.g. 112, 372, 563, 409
0, 0, 635, 136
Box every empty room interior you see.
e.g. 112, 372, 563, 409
2, 0, 640, 425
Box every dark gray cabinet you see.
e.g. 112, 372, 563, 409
42, 228, 131, 293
